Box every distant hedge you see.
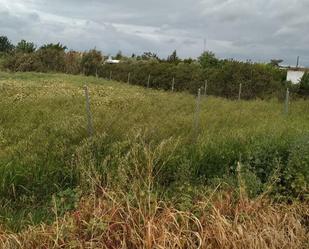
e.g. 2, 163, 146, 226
0, 38, 293, 99
99, 60, 288, 99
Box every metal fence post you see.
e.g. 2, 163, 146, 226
238, 83, 242, 101
147, 74, 151, 88
285, 88, 290, 115
84, 85, 94, 137
193, 88, 201, 142
204, 80, 208, 97
127, 72, 131, 84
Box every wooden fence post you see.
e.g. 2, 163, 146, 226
172, 77, 175, 92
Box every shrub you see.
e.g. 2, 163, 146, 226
299, 72, 309, 97
81, 49, 103, 76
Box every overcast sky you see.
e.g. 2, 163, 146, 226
0, 0, 308, 66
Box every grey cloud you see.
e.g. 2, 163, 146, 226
0, 0, 308, 65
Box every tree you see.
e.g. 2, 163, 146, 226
81, 49, 103, 76
16, 40, 36, 53
140, 52, 159, 61
183, 58, 194, 64
0, 36, 14, 53
198, 51, 219, 68
65, 51, 82, 74
167, 50, 180, 63
115, 50, 123, 60
39, 43, 67, 51
269, 59, 283, 67
299, 72, 309, 96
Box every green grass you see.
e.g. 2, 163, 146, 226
0, 71, 308, 231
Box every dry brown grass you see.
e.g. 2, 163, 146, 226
0, 188, 308, 249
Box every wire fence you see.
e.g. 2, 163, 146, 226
0, 77, 292, 143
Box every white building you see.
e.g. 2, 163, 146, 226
286, 70, 305, 84
105, 56, 120, 64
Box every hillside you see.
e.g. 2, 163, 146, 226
0, 72, 308, 248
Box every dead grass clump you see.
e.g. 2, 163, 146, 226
0, 188, 308, 249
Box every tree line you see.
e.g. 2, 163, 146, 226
0, 35, 308, 99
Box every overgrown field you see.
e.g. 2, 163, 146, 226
0, 72, 308, 248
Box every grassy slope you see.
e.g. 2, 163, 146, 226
0, 72, 308, 233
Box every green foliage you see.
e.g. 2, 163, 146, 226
0, 35, 289, 99
283, 136, 309, 198
0, 72, 308, 229
53, 188, 81, 215
64, 51, 82, 74
269, 59, 283, 67
198, 51, 219, 68
81, 49, 102, 76
37, 47, 66, 72
139, 51, 159, 61
15, 40, 36, 53
299, 72, 309, 96
99, 59, 286, 99
167, 50, 180, 64
39, 42, 67, 51
115, 50, 123, 60
0, 36, 14, 53
4, 52, 44, 72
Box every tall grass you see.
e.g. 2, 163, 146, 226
0, 71, 308, 233
0, 141, 308, 248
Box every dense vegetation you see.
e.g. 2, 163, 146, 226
0, 72, 308, 232
0, 35, 308, 247
1, 35, 306, 100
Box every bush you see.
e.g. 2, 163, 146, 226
283, 136, 309, 199
81, 49, 103, 76
4, 53, 44, 72
36, 48, 66, 72
99, 60, 286, 99
299, 72, 309, 97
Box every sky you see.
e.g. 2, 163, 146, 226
0, 0, 308, 66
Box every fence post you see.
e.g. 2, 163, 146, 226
238, 83, 242, 101
285, 88, 290, 115
95, 68, 98, 79
109, 71, 112, 81
172, 77, 175, 92
193, 88, 201, 142
147, 74, 151, 88
84, 85, 94, 137
204, 80, 208, 97
127, 72, 131, 84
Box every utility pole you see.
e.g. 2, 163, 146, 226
203, 38, 206, 53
